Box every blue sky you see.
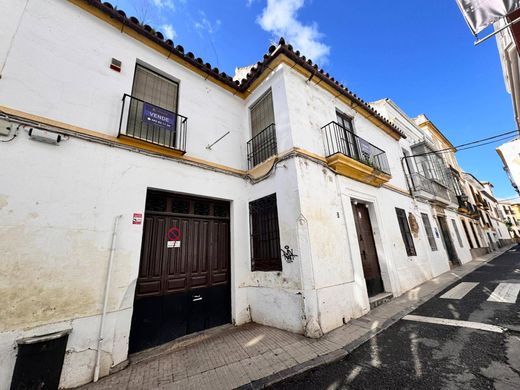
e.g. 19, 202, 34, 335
111, 0, 518, 199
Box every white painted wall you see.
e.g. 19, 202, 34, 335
498, 139, 520, 196
0, 0, 248, 169
0, 134, 251, 388
0, 0, 488, 388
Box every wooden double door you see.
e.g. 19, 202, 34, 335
352, 202, 384, 297
129, 191, 231, 353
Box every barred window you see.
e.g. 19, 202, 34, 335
396, 208, 417, 256
249, 194, 282, 272
421, 213, 437, 251
248, 90, 277, 168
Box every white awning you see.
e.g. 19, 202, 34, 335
455, 0, 520, 34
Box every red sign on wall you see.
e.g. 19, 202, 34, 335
132, 213, 143, 225
167, 227, 181, 241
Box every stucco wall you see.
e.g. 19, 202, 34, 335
0, 0, 248, 170
0, 133, 253, 388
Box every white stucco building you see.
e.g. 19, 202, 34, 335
494, 15, 520, 195
498, 200, 520, 238
0, 1, 512, 388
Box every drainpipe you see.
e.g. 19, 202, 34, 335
93, 214, 122, 382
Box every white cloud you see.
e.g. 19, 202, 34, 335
151, 0, 175, 10
161, 24, 176, 40
194, 11, 221, 36
257, 0, 330, 64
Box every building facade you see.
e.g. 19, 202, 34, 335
494, 14, 520, 194
498, 200, 520, 238
0, 1, 513, 388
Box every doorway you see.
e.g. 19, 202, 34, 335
129, 190, 231, 353
352, 202, 384, 297
437, 216, 460, 266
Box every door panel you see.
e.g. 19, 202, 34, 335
130, 192, 231, 353
437, 216, 459, 265
352, 203, 384, 297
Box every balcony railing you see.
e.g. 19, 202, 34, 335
118, 93, 187, 152
322, 121, 390, 174
408, 172, 453, 202
457, 195, 478, 215
247, 124, 277, 169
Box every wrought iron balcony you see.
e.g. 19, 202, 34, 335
247, 124, 277, 169
322, 121, 390, 175
457, 195, 479, 218
118, 94, 187, 153
407, 172, 453, 204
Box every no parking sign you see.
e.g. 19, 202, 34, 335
167, 227, 181, 248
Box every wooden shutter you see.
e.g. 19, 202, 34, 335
451, 219, 464, 247
132, 65, 178, 112
127, 65, 179, 145
250, 91, 275, 137
421, 213, 437, 251
396, 208, 417, 256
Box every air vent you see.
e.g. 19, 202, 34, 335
110, 58, 122, 72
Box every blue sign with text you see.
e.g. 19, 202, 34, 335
142, 103, 176, 129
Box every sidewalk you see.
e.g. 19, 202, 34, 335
79, 246, 514, 390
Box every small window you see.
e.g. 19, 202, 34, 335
421, 213, 437, 251
396, 208, 417, 256
249, 194, 282, 271
451, 219, 464, 247
193, 201, 210, 216
145, 193, 167, 212
171, 199, 189, 214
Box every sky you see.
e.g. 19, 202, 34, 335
111, 0, 519, 199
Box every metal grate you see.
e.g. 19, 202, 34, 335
321, 121, 390, 174
119, 94, 187, 152
249, 194, 282, 272
246, 123, 277, 169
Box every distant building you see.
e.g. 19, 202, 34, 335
498, 200, 520, 238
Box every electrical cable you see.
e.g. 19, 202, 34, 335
404, 130, 519, 159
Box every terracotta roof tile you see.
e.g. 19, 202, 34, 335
80, 0, 406, 139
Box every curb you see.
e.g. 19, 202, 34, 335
236, 245, 515, 389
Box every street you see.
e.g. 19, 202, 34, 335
269, 246, 520, 390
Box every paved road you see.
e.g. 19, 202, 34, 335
268, 247, 520, 390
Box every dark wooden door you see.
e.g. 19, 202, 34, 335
437, 216, 459, 266
129, 192, 230, 353
352, 203, 384, 297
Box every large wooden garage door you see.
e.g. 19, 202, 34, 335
129, 191, 231, 353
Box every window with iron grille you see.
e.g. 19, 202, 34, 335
396, 208, 417, 256
249, 194, 282, 272
248, 90, 277, 168
421, 213, 437, 251
451, 219, 464, 247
